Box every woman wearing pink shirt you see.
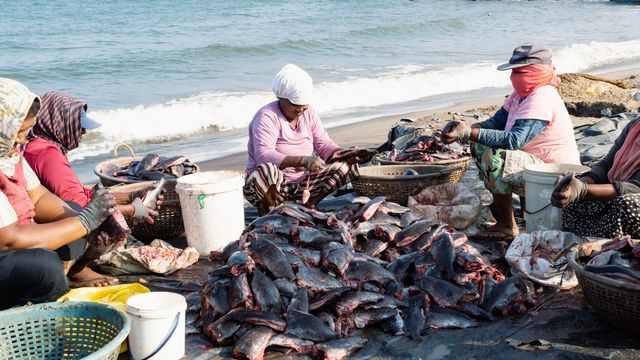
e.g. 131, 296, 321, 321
442, 43, 580, 241
244, 64, 362, 214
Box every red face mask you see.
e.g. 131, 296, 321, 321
510, 64, 560, 97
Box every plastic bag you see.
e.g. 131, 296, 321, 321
57, 283, 150, 312
408, 183, 481, 230
95, 239, 199, 275
505, 230, 587, 290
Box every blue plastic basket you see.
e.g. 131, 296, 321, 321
0, 301, 130, 360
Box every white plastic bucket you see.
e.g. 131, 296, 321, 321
175, 171, 245, 255
125, 292, 187, 360
523, 163, 590, 232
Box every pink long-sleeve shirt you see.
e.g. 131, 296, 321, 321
246, 101, 340, 184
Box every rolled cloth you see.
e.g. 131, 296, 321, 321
271, 64, 313, 105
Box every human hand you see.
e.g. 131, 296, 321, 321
77, 186, 117, 233
301, 156, 326, 172
131, 197, 161, 224
441, 120, 471, 144
550, 173, 588, 208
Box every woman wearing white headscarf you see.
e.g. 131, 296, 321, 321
0, 78, 117, 309
244, 64, 366, 214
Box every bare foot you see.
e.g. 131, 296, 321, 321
68, 267, 119, 288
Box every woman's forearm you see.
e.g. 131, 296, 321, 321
585, 183, 618, 201
280, 156, 304, 169
0, 218, 87, 251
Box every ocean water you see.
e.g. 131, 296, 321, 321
3, 0, 640, 181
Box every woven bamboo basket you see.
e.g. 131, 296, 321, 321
109, 179, 184, 242
567, 241, 640, 337
378, 156, 471, 184
352, 165, 455, 205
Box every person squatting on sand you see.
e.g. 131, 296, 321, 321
440, 43, 581, 241
551, 116, 640, 238
23, 91, 164, 286
244, 64, 360, 214
0, 78, 117, 309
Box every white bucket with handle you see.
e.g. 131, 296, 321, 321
125, 292, 186, 360
523, 163, 590, 232
175, 171, 245, 255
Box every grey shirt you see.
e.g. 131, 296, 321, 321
580, 117, 640, 195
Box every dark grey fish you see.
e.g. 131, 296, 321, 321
395, 220, 437, 246
322, 242, 354, 277
430, 233, 456, 279
344, 260, 397, 287
584, 264, 640, 281
403, 295, 427, 339
218, 309, 287, 332
207, 312, 243, 344
335, 291, 385, 316
247, 239, 295, 280
368, 212, 402, 227
363, 295, 400, 310
229, 273, 253, 309
378, 201, 411, 215
270, 203, 315, 225
218, 240, 240, 261
296, 265, 344, 294
278, 244, 322, 267
202, 278, 230, 319
285, 309, 338, 342
386, 252, 423, 282
154, 155, 187, 169
232, 326, 274, 360
293, 226, 340, 249
353, 307, 397, 328
316, 312, 337, 333
400, 211, 423, 227
425, 308, 479, 329
373, 223, 402, 242
228, 251, 255, 276
209, 265, 232, 278
416, 275, 465, 307
361, 238, 388, 257
414, 252, 435, 277
309, 287, 351, 311
266, 333, 314, 355
313, 336, 368, 360
250, 268, 282, 313
479, 275, 497, 305
273, 278, 298, 298
460, 303, 493, 321
350, 222, 376, 238
249, 215, 299, 232
354, 196, 386, 221
252, 232, 289, 245
413, 223, 448, 251
455, 251, 485, 272
482, 276, 535, 314
378, 311, 405, 335
288, 287, 309, 313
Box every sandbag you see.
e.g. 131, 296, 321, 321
407, 183, 481, 230
505, 230, 587, 290
96, 239, 199, 275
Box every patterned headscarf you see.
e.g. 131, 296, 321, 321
29, 91, 86, 154
0, 78, 39, 158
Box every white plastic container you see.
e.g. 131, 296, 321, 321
523, 163, 590, 232
175, 171, 245, 255
125, 292, 187, 360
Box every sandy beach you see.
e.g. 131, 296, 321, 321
199, 68, 640, 173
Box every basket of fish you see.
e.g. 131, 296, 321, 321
351, 165, 455, 206
109, 179, 184, 242
94, 144, 199, 187
378, 156, 471, 184
567, 236, 640, 337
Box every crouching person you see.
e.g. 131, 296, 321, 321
0, 78, 116, 309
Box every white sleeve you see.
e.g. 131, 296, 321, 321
21, 159, 41, 191
0, 192, 18, 228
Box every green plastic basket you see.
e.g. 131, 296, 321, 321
0, 301, 130, 360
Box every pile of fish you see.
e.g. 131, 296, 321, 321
201, 196, 536, 360
112, 153, 198, 181
384, 131, 469, 162
581, 235, 640, 285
